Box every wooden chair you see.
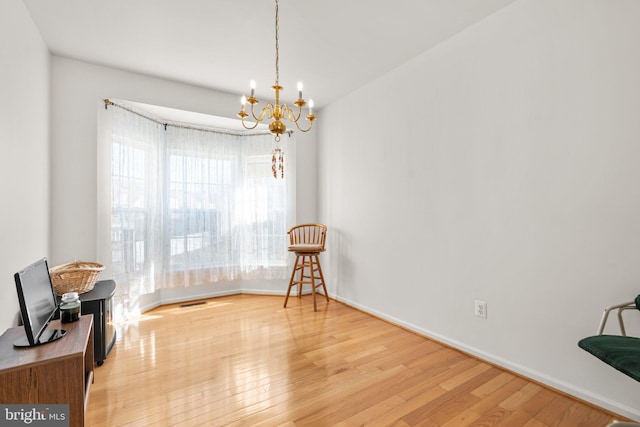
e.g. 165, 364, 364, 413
284, 224, 329, 312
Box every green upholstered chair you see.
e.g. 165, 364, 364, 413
578, 295, 640, 426
579, 335, 640, 382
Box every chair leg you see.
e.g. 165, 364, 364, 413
284, 252, 328, 311
298, 255, 308, 299
310, 257, 317, 312
284, 255, 301, 308
313, 254, 329, 302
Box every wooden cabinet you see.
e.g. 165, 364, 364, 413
0, 315, 94, 427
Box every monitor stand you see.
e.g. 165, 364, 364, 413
13, 329, 66, 348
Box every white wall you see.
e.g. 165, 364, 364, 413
319, 0, 640, 420
51, 57, 237, 264
0, 0, 50, 331
294, 130, 319, 224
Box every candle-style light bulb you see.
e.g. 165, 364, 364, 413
249, 80, 256, 98
308, 98, 314, 115
297, 81, 303, 100
241, 95, 247, 106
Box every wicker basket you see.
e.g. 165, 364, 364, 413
49, 261, 104, 295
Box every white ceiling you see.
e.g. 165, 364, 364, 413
23, 0, 516, 109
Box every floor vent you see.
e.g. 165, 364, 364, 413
180, 301, 207, 308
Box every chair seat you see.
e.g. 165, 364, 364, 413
288, 244, 324, 253
578, 335, 640, 382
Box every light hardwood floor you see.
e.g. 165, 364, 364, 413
86, 294, 622, 426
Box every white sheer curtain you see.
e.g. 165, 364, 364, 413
108, 104, 294, 322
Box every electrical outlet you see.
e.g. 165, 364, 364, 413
475, 300, 487, 319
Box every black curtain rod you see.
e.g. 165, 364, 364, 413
103, 99, 292, 138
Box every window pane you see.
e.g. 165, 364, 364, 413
111, 107, 291, 292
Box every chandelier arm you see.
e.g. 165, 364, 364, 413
240, 115, 261, 130
248, 103, 265, 122
281, 104, 303, 124
293, 118, 314, 133
253, 103, 274, 122
249, 102, 260, 121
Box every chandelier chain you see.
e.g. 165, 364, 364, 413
275, 0, 279, 86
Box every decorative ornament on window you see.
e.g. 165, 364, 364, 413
272, 148, 284, 179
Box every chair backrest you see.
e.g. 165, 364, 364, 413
288, 224, 327, 250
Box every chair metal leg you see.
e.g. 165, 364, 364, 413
597, 300, 636, 335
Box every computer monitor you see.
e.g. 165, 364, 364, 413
14, 258, 66, 347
